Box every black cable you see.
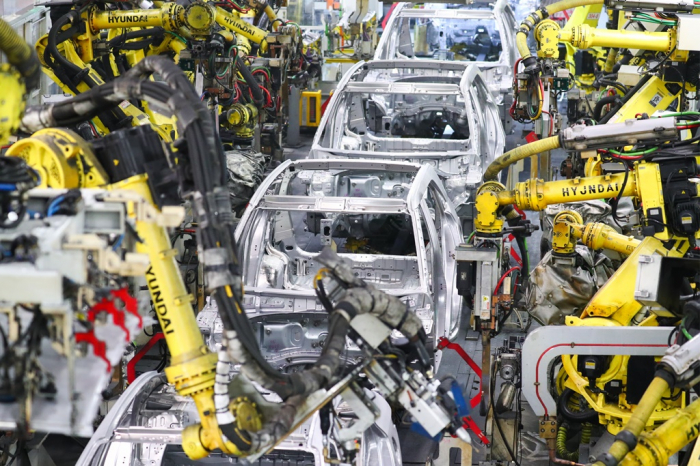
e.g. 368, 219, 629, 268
598, 74, 652, 124
515, 234, 529, 282
593, 95, 618, 122
106, 28, 164, 48
44, 11, 132, 131
609, 159, 630, 228
669, 327, 679, 346
558, 388, 598, 422
316, 279, 334, 312
236, 55, 263, 107
664, 65, 687, 111
598, 80, 629, 96
43, 12, 82, 79
644, 47, 676, 76
0, 158, 37, 185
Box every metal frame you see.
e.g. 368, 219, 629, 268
374, 0, 516, 104
310, 60, 505, 206
233, 159, 463, 348
76, 371, 164, 465
521, 326, 672, 417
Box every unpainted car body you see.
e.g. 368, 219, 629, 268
75, 372, 402, 466
374, 0, 517, 107
310, 60, 505, 211
229, 158, 464, 363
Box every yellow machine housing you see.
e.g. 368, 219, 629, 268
475, 159, 700, 431
300, 89, 322, 127
0, 65, 26, 146
6, 128, 109, 188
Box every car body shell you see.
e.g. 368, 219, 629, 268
374, 0, 517, 106
310, 60, 505, 209
75, 372, 402, 466
230, 159, 464, 364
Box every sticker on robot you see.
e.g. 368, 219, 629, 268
649, 93, 663, 107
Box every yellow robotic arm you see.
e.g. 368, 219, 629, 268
534, 17, 681, 60
551, 210, 641, 255
475, 117, 681, 237
13, 55, 470, 462
85, 1, 270, 43
88, 3, 185, 32
517, 0, 693, 67
215, 6, 269, 43
516, 0, 695, 128
0, 18, 41, 145
517, 0, 605, 69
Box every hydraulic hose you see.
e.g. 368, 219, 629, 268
236, 55, 264, 107
594, 376, 670, 466
264, 5, 279, 31
107, 28, 165, 49
604, 48, 618, 74
0, 18, 41, 91
557, 423, 580, 462
43, 10, 134, 131
593, 95, 619, 122
44, 11, 83, 79
517, 0, 605, 68
612, 51, 632, 74
581, 423, 592, 445
483, 136, 560, 182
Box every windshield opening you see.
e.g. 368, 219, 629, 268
241, 209, 425, 292
319, 90, 471, 152
397, 16, 502, 62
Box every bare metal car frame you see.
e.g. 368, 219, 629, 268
374, 0, 517, 115
310, 60, 505, 213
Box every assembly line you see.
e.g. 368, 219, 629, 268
1, 0, 700, 464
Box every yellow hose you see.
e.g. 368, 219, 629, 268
483, 136, 560, 182
620, 397, 700, 466
264, 5, 279, 31
517, 0, 605, 62
0, 18, 40, 90
604, 48, 618, 74
594, 377, 670, 466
